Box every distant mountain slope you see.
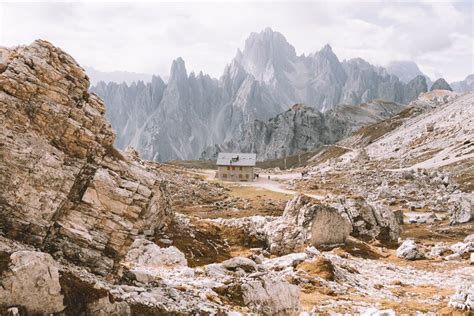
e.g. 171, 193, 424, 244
85, 66, 153, 86
200, 100, 405, 161
307, 90, 469, 169
386, 60, 433, 88
451, 74, 474, 93
92, 28, 429, 161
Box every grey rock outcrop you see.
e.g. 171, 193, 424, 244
0, 40, 172, 275
430, 78, 453, 91
92, 28, 428, 161
327, 197, 401, 242
201, 100, 405, 160
404, 75, 428, 103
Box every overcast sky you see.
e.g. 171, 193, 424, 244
1, 0, 472, 82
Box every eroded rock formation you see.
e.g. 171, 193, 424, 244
0, 40, 172, 276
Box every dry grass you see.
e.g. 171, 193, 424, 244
297, 257, 336, 281
308, 146, 350, 167
226, 185, 291, 201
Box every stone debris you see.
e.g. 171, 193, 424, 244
396, 240, 425, 260
122, 238, 188, 283
449, 284, 474, 310
449, 193, 474, 225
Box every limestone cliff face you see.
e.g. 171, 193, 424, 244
0, 40, 172, 275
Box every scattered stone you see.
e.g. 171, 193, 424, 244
240, 275, 301, 315
396, 240, 425, 260
221, 257, 258, 273
449, 193, 473, 225
449, 284, 473, 310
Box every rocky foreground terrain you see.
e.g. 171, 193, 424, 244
0, 41, 473, 315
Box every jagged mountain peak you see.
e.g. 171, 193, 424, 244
237, 27, 297, 81
169, 57, 188, 83
320, 43, 334, 54
151, 74, 165, 86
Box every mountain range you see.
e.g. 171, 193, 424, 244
91, 28, 471, 161
85, 66, 153, 86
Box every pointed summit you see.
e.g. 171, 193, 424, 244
169, 57, 188, 83
321, 44, 333, 53
316, 44, 339, 62
236, 28, 296, 82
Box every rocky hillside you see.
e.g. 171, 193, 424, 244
92, 28, 428, 161
201, 100, 405, 160
301, 89, 473, 225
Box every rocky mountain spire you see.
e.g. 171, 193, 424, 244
169, 57, 188, 84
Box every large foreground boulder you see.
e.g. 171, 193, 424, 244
264, 195, 352, 255
0, 40, 172, 275
328, 196, 401, 242
0, 251, 64, 314
263, 195, 400, 255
